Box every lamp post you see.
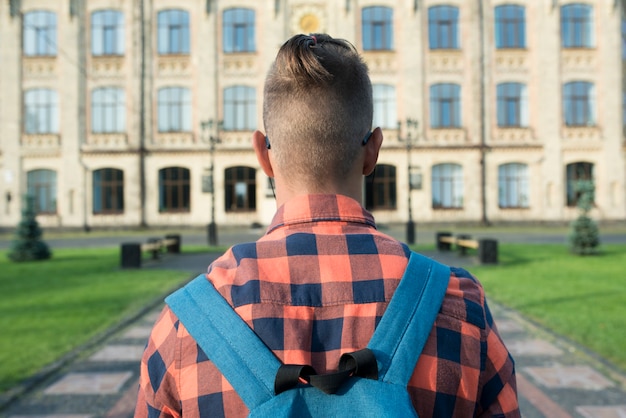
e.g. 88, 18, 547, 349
397, 118, 419, 245
201, 119, 222, 246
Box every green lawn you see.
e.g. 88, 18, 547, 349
471, 244, 626, 371
0, 248, 192, 393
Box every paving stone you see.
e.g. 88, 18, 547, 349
506, 339, 563, 357
121, 325, 153, 340
576, 405, 626, 418
89, 345, 145, 362
43, 372, 133, 395
524, 365, 615, 390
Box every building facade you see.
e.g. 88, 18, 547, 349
0, 0, 625, 230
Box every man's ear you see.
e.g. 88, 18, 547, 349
363, 127, 383, 176
252, 130, 274, 178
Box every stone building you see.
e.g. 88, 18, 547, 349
0, 0, 624, 230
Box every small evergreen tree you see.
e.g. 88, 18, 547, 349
568, 179, 600, 255
8, 195, 52, 262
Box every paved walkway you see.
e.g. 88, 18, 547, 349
1, 237, 626, 417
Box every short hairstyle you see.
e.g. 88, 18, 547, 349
263, 34, 373, 184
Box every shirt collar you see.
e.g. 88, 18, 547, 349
267, 194, 377, 234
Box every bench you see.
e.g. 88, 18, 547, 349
120, 234, 181, 269
436, 232, 498, 264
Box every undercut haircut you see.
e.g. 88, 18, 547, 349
263, 34, 373, 184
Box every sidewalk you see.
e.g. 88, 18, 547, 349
2, 248, 626, 417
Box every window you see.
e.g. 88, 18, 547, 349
622, 18, 626, 59
428, 6, 459, 49
91, 10, 124, 56
92, 87, 125, 133
563, 81, 595, 126
23, 11, 57, 56
365, 164, 396, 210
223, 86, 256, 131
158, 87, 191, 132
495, 5, 525, 49
372, 84, 397, 129
498, 163, 529, 208
430, 84, 461, 128
159, 167, 190, 212
225, 166, 256, 212
561, 4, 594, 48
223, 8, 255, 53
362, 6, 393, 51
24, 89, 58, 134
157, 9, 190, 54
566, 162, 594, 207
432, 163, 463, 209
93, 168, 124, 214
27, 169, 57, 214
497, 82, 528, 127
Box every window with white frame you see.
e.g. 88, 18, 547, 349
157, 9, 190, 55
362, 6, 393, 51
92, 87, 125, 133
23, 10, 57, 56
223, 86, 256, 131
158, 87, 191, 132
428, 6, 459, 49
432, 163, 463, 209
24, 89, 58, 134
498, 163, 529, 208
91, 10, 124, 56
497, 82, 528, 127
561, 4, 594, 48
372, 84, 397, 129
563, 81, 595, 126
223, 8, 255, 53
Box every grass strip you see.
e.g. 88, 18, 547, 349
0, 247, 192, 393
471, 243, 626, 371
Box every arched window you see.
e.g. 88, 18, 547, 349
563, 81, 595, 126
27, 169, 57, 214
223, 8, 255, 53
225, 166, 256, 212
93, 168, 124, 214
495, 5, 525, 49
23, 11, 57, 56
362, 6, 393, 51
428, 6, 459, 49
497, 82, 528, 127
157, 87, 191, 132
157, 9, 190, 54
432, 163, 463, 209
159, 167, 190, 212
24, 89, 59, 134
430, 84, 461, 128
91, 10, 124, 56
372, 84, 397, 129
92, 87, 125, 133
566, 162, 594, 207
223, 86, 256, 131
498, 163, 529, 208
365, 164, 396, 210
561, 4, 594, 48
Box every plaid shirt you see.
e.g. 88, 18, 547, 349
135, 194, 519, 418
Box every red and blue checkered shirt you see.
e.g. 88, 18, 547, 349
135, 194, 519, 417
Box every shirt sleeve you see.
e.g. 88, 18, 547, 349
134, 307, 182, 418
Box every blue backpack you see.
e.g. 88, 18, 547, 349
166, 251, 450, 417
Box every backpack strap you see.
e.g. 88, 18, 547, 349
165, 275, 280, 409
165, 251, 450, 408
367, 251, 450, 386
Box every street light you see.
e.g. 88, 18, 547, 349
397, 118, 419, 245
201, 119, 222, 246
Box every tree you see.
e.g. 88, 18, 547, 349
568, 179, 600, 255
7, 195, 52, 262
